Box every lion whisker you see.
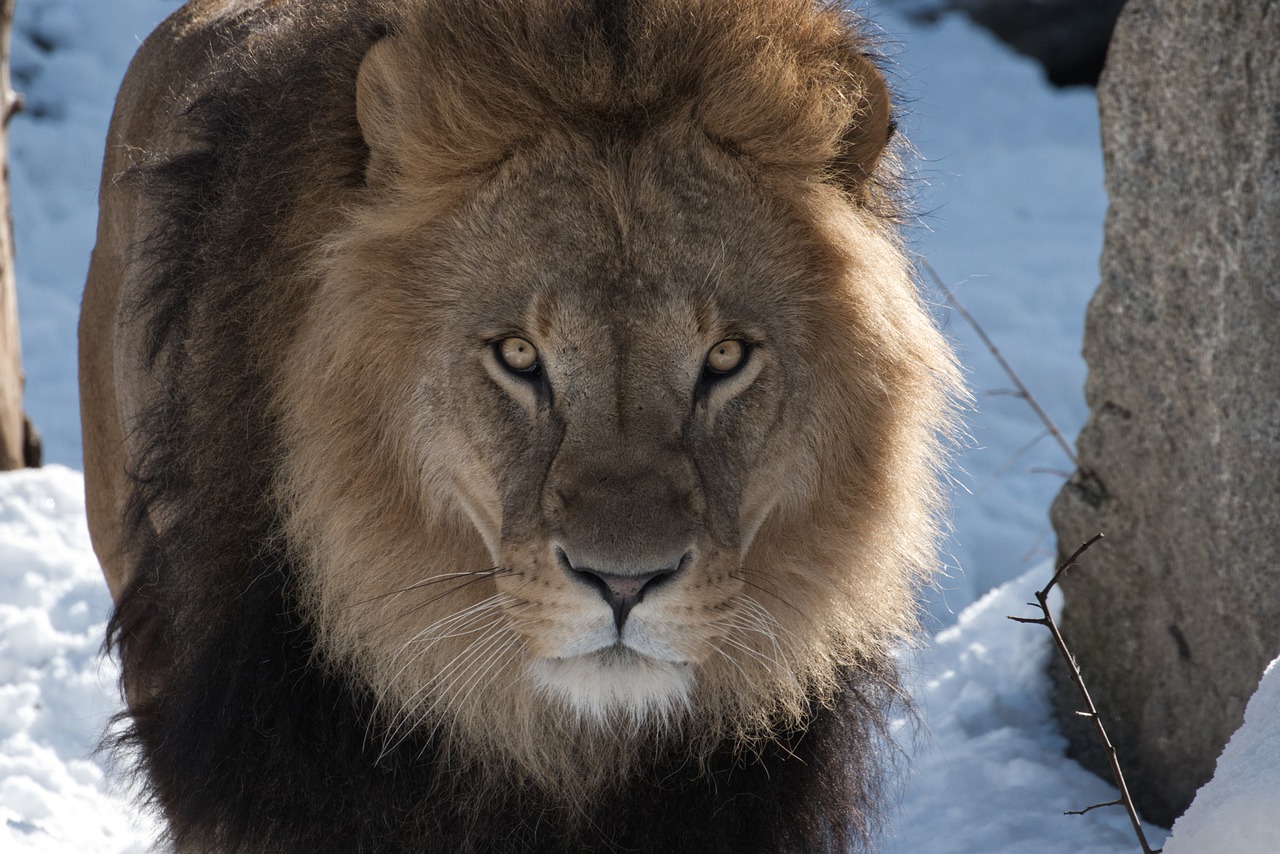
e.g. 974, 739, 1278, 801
345, 566, 513, 610
385, 624, 518, 754
718, 628, 784, 672
390, 593, 506, 651
402, 592, 513, 642
728, 571, 815, 626
734, 594, 801, 655
372, 596, 515, 726
438, 626, 518, 702
376, 571, 515, 626
384, 603, 509, 683
404, 611, 515, 704
373, 617, 509, 745
712, 645, 752, 683
721, 606, 785, 663
380, 598, 532, 728
450, 633, 522, 718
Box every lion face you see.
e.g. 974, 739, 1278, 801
339, 136, 830, 723
450, 152, 816, 720
272, 3, 955, 790
286, 131, 927, 737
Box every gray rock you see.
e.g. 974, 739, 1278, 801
1050, 0, 1280, 828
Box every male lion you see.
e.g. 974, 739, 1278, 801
80, 1, 958, 851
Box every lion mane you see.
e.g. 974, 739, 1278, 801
79, 1, 959, 851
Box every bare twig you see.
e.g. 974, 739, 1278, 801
920, 259, 1078, 467
1008, 534, 1161, 854
976, 429, 1050, 494
1066, 799, 1125, 817
1027, 467, 1072, 478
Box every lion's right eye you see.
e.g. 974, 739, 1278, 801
704, 339, 747, 377
497, 337, 540, 375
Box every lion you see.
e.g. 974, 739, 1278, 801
79, 1, 959, 851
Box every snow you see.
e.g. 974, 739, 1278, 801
884, 573, 1166, 853
1163, 657, 1280, 853
888, 12, 1106, 625
0, 467, 154, 851
0, 0, 1272, 851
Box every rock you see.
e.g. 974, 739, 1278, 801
891, 0, 1125, 86
950, 0, 1124, 86
1050, 0, 1280, 828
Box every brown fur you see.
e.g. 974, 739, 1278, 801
81, 1, 959, 849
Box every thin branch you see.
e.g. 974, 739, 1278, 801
1066, 799, 1125, 817
920, 258, 1078, 466
1044, 532, 1101, 592
1028, 467, 1073, 478
1008, 533, 1161, 854
976, 429, 1050, 495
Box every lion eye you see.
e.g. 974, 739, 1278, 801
705, 339, 746, 375
498, 337, 540, 373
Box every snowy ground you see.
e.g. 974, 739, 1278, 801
0, 1, 1268, 851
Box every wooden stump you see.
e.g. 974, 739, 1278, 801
0, 0, 38, 470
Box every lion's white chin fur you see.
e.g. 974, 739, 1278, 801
532, 649, 695, 725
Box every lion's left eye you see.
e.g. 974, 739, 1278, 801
497, 337, 540, 375
704, 339, 746, 376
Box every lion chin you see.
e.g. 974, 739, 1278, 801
533, 649, 695, 724
80, 1, 960, 852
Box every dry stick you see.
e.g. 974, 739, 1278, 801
1009, 534, 1162, 854
920, 259, 1078, 467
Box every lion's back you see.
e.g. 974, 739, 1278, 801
81, 0, 386, 598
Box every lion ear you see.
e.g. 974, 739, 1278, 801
832, 51, 894, 196
356, 37, 412, 183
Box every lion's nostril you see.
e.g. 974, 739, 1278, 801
559, 550, 684, 632
595, 568, 672, 603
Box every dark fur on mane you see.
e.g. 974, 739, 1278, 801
104, 2, 906, 851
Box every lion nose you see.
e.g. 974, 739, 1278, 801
558, 550, 684, 631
